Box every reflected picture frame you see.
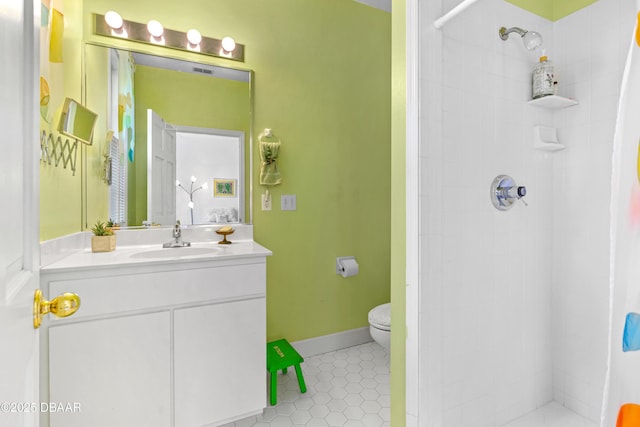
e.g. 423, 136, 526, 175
213, 179, 236, 197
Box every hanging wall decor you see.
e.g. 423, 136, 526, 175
259, 128, 282, 186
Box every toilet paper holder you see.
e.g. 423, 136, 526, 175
336, 256, 358, 277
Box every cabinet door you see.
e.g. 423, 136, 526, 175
174, 298, 266, 426
49, 312, 171, 427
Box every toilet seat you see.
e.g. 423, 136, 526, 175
368, 303, 391, 331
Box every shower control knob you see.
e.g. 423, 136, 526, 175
490, 175, 527, 211
504, 185, 525, 200
516, 186, 528, 206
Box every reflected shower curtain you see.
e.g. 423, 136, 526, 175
118, 50, 135, 162
603, 2, 640, 426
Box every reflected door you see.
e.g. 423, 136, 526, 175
147, 109, 176, 225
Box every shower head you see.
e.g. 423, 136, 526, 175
499, 26, 543, 51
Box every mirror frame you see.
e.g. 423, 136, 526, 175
164, 125, 245, 225
80, 41, 254, 230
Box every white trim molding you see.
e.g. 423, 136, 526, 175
405, 0, 420, 424
291, 327, 373, 358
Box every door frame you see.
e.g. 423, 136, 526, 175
175, 126, 246, 224
24, 0, 41, 278
405, 0, 421, 424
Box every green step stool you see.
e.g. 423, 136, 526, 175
266, 339, 307, 406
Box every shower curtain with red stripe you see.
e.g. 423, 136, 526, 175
603, 3, 640, 426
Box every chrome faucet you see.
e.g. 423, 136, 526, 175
163, 220, 191, 248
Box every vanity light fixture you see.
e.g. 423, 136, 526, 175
221, 36, 236, 52
187, 29, 202, 49
94, 13, 245, 62
104, 10, 127, 37
147, 20, 165, 44
104, 11, 123, 29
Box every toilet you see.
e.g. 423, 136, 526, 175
368, 303, 391, 349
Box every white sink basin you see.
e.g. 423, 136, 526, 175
130, 246, 220, 259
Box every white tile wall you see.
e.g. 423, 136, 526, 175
552, 0, 635, 422
417, 0, 635, 425
420, 1, 555, 425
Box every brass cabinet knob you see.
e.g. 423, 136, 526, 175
33, 289, 81, 329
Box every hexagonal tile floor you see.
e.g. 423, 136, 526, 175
221, 341, 390, 427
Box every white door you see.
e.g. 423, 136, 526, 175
147, 109, 177, 225
0, 1, 41, 427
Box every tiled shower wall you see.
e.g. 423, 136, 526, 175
418, 0, 635, 425
419, 0, 555, 425
551, 0, 634, 422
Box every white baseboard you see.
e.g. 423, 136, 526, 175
290, 326, 373, 358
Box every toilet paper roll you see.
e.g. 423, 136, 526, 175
340, 259, 359, 278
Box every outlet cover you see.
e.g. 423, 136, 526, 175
261, 193, 272, 211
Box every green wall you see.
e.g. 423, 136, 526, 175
129, 65, 251, 225
80, 0, 391, 344
40, 0, 84, 241
505, 0, 598, 20
83, 43, 110, 231
45, 0, 392, 418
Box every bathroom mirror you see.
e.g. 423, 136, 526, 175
82, 43, 252, 227
59, 97, 98, 145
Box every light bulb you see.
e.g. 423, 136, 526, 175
105, 11, 123, 30
188, 202, 194, 209
191, 176, 197, 182
147, 20, 164, 38
221, 36, 236, 52
202, 182, 208, 190
187, 29, 202, 46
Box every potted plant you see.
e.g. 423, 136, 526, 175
106, 218, 120, 232
91, 220, 116, 253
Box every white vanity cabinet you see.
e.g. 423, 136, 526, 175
49, 312, 172, 427
174, 299, 266, 426
40, 249, 269, 427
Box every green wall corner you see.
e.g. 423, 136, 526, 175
504, 0, 598, 21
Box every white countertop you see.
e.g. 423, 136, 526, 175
41, 240, 272, 273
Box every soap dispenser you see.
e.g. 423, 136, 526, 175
532, 49, 554, 99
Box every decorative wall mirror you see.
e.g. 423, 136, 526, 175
82, 43, 253, 228
59, 97, 98, 145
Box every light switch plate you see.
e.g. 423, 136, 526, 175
281, 195, 297, 211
